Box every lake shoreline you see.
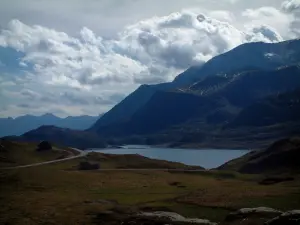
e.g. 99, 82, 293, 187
87, 146, 250, 169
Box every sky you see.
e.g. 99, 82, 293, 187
0, 0, 299, 118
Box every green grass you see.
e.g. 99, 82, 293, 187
1, 142, 300, 224
0, 140, 73, 167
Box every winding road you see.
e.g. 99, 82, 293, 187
1, 148, 207, 172
1, 148, 88, 169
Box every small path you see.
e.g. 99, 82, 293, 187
1, 148, 87, 169
1, 148, 208, 172
96, 168, 207, 172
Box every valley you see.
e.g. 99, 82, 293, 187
1, 37, 300, 224
1, 138, 300, 225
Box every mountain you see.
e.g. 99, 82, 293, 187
92, 39, 300, 129
0, 114, 101, 137
173, 39, 300, 85
95, 65, 300, 138
17, 126, 106, 149
228, 88, 300, 128
218, 137, 300, 174
90, 85, 160, 129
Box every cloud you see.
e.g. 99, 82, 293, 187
0, 12, 283, 88
242, 6, 292, 38
0, 7, 289, 117
208, 11, 235, 22
282, 0, 300, 36
282, 0, 300, 12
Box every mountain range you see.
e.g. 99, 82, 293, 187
90, 39, 300, 131
0, 113, 101, 137
21, 39, 300, 148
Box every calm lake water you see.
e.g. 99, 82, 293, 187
88, 146, 249, 169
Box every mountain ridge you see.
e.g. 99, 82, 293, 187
0, 114, 101, 137
92, 39, 300, 130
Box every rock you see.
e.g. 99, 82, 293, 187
259, 176, 295, 185
83, 199, 118, 205
139, 211, 217, 225
36, 141, 52, 151
226, 207, 282, 221
266, 210, 300, 225
78, 161, 100, 170
0, 144, 6, 152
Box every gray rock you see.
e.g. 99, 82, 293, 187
36, 141, 52, 151
226, 207, 282, 221
0, 144, 6, 152
266, 210, 300, 225
139, 211, 217, 225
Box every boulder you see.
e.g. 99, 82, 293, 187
226, 207, 282, 222
139, 211, 217, 225
36, 141, 52, 151
266, 210, 300, 225
0, 144, 6, 152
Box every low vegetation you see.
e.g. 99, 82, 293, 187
0, 139, 73, 168
219, 137, 300, 174
1, 139, 300, 224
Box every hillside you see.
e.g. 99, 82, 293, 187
97, 65, 300, 140
20, 126, 106, 149
1, 140, 300, 225
0, 139, 76, 168
92, 39, 300, 129
228, 88, 300, 127
0, 114, 100, 137
174, 39, 300, 85
90, 85, 159, 130
218, 137, 300, 174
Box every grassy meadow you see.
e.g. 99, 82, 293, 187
1, 140, 300, 224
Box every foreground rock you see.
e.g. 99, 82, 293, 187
94, 209, 217, 225
36, 140, 52, 151
266, 210, 300, 225
139, 211, 217, 225
0, 144, 6, 152
225, 207, 282, 222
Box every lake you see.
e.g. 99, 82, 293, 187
87, 146, 250, 169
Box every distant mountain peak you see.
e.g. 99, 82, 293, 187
0, 114, 100, 137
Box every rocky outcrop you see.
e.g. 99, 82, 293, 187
138, 211, 217, 225
266, 210, 300, 225
225, 207, 282, 222
36, 140, 52, 151
0, 144, 6, 152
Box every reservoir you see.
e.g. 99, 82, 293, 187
88, 146, 250, 169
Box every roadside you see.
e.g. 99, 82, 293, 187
1, 147, 87, 169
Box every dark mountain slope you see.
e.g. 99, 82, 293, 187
228, 88, 300, 127
211, 65, 300, 107
92, 39, 300, 130
218, 137, 300, 174
174, 39, 300, 85
90, 85, 159, 131
20, 126, 106, 149
123, 91, 222, 135
98, 65, 300, 137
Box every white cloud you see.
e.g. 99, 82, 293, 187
242, 7, 292, 38
0, 12, 283, 89
208, 11, 235, 22
282, 0, 300, 36
282, 0, 300, 12
0, 5, 293, 117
